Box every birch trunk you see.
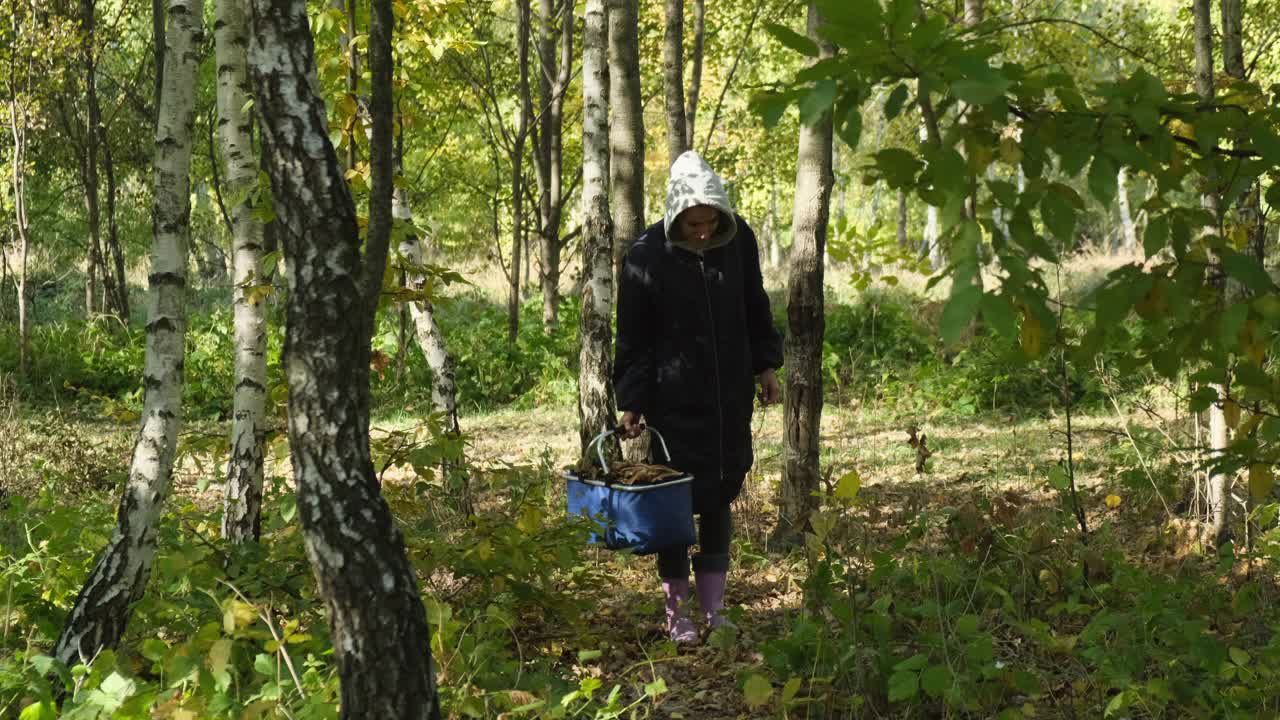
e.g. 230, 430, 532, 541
54, 0, 201, 666
1220, 0, 1264, 262
662, 0, 688, 165
1117, 166, 1138, 253
247, 0, 441, 715
398, 209, 459, 431
579, 0, 618, 454
772, 1, 833, 546
683, 0, 703, 150
608, 0, 644, 280
216, 0, 268, 544
7, 57, 30, 377
1193, 0, 1231, 545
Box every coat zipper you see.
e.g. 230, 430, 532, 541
698, 256, 725, 486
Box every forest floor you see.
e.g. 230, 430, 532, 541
439, 398, 1198, 719
2, 389, 1261, 719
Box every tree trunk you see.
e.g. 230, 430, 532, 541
54, 0, 202, 666
579, 0, 618, 454
247, 1, 441, 715
683, 0, 703, 150
772, 1, 834, 547
1221, 0, 1243, 79
1193, 0, 1231, 546
100, 126, 129, 320
1220, 0, 1264, 262
662, 0, 687, 165
608, 0, 644, 281
509, 0, 533, 343
82, 0, 104, 317
534, 0, 571, 332
216, 0, 268, 544
7, 56, 31, 377
341, 0, 358, 171
1117, 166, 1138, 253
398, 201, 459, 431
361, 0, 394, 322
153, 0, 165, 127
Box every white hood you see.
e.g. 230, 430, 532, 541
663, 150, 737, 251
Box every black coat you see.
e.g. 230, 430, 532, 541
613, 217, 783, 513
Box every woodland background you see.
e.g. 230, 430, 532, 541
1, 0, 1280, 717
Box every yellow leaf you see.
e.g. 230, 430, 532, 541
1229, 224, 1249, 250
1019, 309, 1043, 357
476, 539, 493, 561
1224, 398, 1241, 430
1239, 412, 1263, 437
222, 599, 257, 634
999, 137, 1023, 165
516, 506, 543, 534
743, 674, 774, 709
834, 470, 861, 501
1249, 463, 1273, 499
1105, 494, 1122, 509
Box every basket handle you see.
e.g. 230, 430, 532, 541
588, 424, 674, 475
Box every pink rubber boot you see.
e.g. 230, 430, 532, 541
662, 578, 699, 644
695, 570, 734, 630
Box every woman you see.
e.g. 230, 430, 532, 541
614, 150, 783, 643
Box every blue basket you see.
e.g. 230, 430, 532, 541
564, 427, 696, 555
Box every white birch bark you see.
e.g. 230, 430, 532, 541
579, 0, 618, 453
248, 0, 441, 713
54, 0, 202, 666
217, 0, 268, 543
397, 198, 459, 430
1117, 166, 1138, 253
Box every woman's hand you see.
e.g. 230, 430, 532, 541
757, 368, 782, 406
620, 410, 645, 438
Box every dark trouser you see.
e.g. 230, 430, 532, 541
657, 505, 732, 579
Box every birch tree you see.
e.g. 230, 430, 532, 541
772, 1, 833, 546
248, 0, 441, 714
216, 0, 268, 543
683, 0, 704, 150
54, 0, 202, 666
607, 0, 643, 275
1192, 0, 1232, 546
579, 0, 617, 453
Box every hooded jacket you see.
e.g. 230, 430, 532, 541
614, 151, 783, 512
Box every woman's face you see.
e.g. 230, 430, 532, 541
678, 205, 720, 249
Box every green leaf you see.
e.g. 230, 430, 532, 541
1048, 466, 1071, 491
577, 649, 602, 663
884, 82, 909, 120
751, 90, 796, 128
743, 674, 774, 708
764, 22, 819, 57
953, 79, 1004, 105
874, 148, 922, 187
19, 702, 56, 720
888, 670, 919, 702
941, 285, 982, 346
644, 677, 668, 697
1222, 252, 1274, 293
894, 653, 929, 672
1230, 646, 1251, 666
1040, 191, 1076, 243
1144, 215, 1168, 258
921, 665, 951, 698
799, 80, 837, 126
838, 103, 863, 149
781, 676, 803, 703
980, 293, 1017, 338
1088, 155, 1118, 207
